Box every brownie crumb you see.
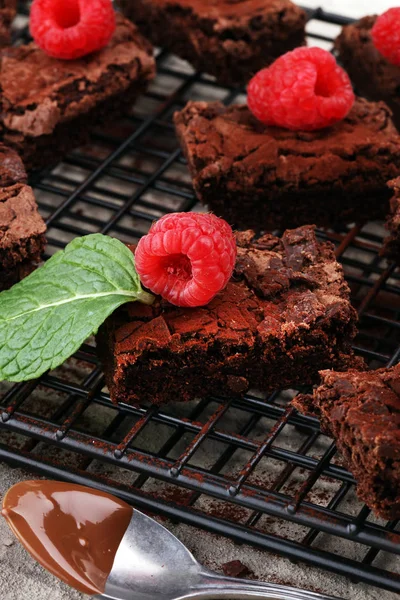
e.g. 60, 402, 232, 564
222, 560, 253, 578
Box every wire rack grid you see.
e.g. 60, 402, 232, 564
1, 3, 400, 595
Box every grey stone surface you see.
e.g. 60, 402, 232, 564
0, 464, 398, 600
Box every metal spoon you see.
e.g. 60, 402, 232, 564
101, 507, 341, 600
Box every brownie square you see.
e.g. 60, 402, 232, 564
118, 0, 306, 86
0, 14, 156, 170
174, 98, 400, 231
0, 168, 47, 291
335, 16, 400, 131
97, 226, 359, 406
0, 0, 16, 48
293, 364, 400, 520
382, 177, 400, 264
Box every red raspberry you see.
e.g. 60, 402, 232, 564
372, 8, 400, 67
135, 213, 237, 308
30, 0, 116, 60
247, 47, 355, 131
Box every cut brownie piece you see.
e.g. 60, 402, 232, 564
174, 98, 400, 231
0, 14, 156, 170
118, 0, 306, 86
0, 0, 16, 48
0, 154, 46, 291
382, 177, 400, 264
97, 226, 359, 406
293, 364, 400, 520
335, 16, 400, 131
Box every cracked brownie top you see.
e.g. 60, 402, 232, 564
107, 226, 355, 358
175, 97, 400, 191
0, 14, 155, 138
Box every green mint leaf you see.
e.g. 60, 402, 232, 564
0, 234, 154, 382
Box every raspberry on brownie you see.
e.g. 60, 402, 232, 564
97, 226, 359, 406
293, 363, 400, 520
135, 212, 237, 307
174, 98, 400, 231
0, 14, 156, 170
247, 47, 355, 131
0, 145, 46, 291
335, 14, 400, 130
382, 177, 400, 264
117, 0, 306, 86
0, 0, 16, 48
30, 0, 116, 60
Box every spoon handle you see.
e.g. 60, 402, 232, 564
189, 571, 342, 600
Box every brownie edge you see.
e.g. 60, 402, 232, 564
382, 177, 400, 264
0, 183, 47, 275
97, 226, 359, 407
118, 0, 306, 86
293, 363, 400, 520
335, 16, 400, 130
0, 0, 16, 48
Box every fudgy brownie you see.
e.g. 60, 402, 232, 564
118, 0, 306, 86
0, 14, 156, 170
335, 16, 400, 131
0, 0, 15, 48
174, 98, 400, 231
293, 363, 400, 520
382, 177, 400, 264
0, 146, 46, 291
97, 226, 359, 406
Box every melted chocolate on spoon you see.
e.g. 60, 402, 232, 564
2, 480, 133, 596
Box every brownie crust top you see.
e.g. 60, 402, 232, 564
0, 14, 155, 137
294, 364, 400, 453
110, 226, 355, 359
175, 97, 400, 192
138, 0, 305, 21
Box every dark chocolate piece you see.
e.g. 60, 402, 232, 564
293, 364, 400, 520
382, 177, 400, 264
118, 0, 306, 86
97, 226, 359, 406
335, 16, 400, 131
0, 14, 156, 170
174, 98, 400, 231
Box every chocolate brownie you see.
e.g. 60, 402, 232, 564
174, 98, 400, 231
382, 177, 400, 264
0, 0, 16, 48
0, 14, 156, 170
335, 16, 400, 131
293, 363, 400, 520
118, 0, 306, 86
97, 226, 359, 406
0, 146, 46, 291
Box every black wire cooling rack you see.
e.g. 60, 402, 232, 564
1, 3, 400, 595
